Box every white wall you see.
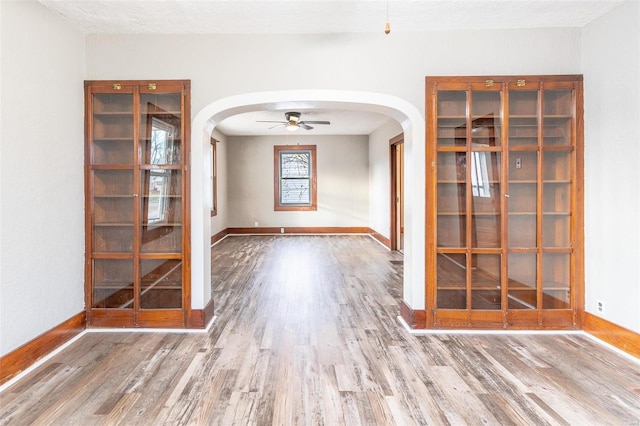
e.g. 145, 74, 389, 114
210, 129, 228, 237
0, 2, 85, 356
226, 135, 369, 228
369, 120, 403, 239
582, 1, 640, 332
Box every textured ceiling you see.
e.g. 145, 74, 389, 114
38, 0, 624, 135
38, 0, 624, 34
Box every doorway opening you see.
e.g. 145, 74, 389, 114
390, 133, 404, 253
190, 90, 426, 325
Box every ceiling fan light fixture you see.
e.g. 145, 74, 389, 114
286, 122, 299, 131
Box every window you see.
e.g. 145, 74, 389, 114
274, 145, 317, 211
210, 138, 218, 216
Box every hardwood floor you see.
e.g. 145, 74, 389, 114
2, 235, 640, 425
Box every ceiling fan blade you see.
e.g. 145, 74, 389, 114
298, 123, 313, 130
300, 120, 331, 125
269, 123, 286, 129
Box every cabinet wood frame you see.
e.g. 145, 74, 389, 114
425, 75, 584, 330
84, 80, 192, 328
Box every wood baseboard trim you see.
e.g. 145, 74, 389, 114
400, 300, 427, 329
188, 299, 215, 329
0, 311, 86, 385
583, 312, 640, 359
370, 230, 391, 249
211, 229, 228, 245
227, 226, 373, 235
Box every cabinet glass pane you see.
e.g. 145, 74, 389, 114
543, 89, 573, 146
140, 259, 182, 309
471, 254, 501, 310
93, 170, 134, 196
543, 181, 571, 247
507, 253, 537, 309
543, 151, 571, 181
93, 170, 134, 253
92, 259, 133, 308
437, 152, 466, 247
437, 91, 467, 147
542, 151, 571, 247
472, 91, 502, 146
140, 94, 182, 165
141, 169, 182, 253
471, 152, 501, 248
437, 253, 466, 309
542, 253, 570, 309
508, 151, 538, 248
92, 140, 134, 165
509, 90, 538, 147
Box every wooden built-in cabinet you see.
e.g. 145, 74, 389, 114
85, 80, 191, 328
425, 75, 583, 329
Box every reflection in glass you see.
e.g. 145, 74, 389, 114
471, 152, 501, 248
507, 253, 537, 309
92, 259, 134, 308
509, 90, 539, 147
471, 254, 501, 310
437, 253, 466, 309
140, 259, 182, 309
543, 253, 570, 309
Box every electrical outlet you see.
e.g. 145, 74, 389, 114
515, 157, 522, 169
596, 300, 605, 315
280, 227, 284, 234
254, 221, 259, 227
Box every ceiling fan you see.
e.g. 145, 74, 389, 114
257, 111, 331, 132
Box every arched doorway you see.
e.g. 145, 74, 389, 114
190, 90, 425, 326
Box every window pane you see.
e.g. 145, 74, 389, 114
281, 178, 310, 204
281, 152, 310, 178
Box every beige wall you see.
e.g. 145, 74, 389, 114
226, 135, 369, 228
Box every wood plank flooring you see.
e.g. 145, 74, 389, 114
2, 235, 640, 425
